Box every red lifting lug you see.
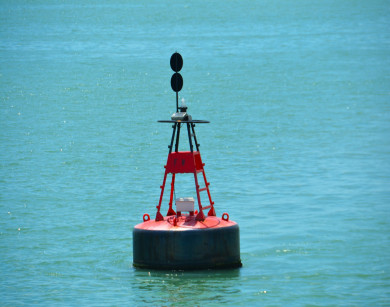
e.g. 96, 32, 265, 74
222, 212, 229, 221
143, 213, 150, 222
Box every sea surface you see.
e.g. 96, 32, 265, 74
1, 0, 389, 306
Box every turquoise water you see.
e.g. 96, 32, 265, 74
1, 0, 390, 305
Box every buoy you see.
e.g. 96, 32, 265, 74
132, 53, 242, 270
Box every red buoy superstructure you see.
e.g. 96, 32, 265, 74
132, 53, 242, 270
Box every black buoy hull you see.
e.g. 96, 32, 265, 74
133, 223, 241, 270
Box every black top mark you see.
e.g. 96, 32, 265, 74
170, 52, 183, 72
171, 72, 183, 92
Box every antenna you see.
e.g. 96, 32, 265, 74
170, 52, 183, 112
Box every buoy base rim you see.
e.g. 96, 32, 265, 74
133, 218, 241, 270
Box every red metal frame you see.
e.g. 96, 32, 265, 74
155, 151, 215, 221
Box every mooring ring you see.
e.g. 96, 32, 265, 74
143, 214, 151, 222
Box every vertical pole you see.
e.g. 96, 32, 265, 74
194, 172, 205, 221
175, 123, 181, 152
176, 92, 179, 112
169, 123, 177, 154
190, 123, 200, 152
156, 170, 168, 221
167, 173, 176, 216
186, 123, 193, 152
201, 170, 215, 216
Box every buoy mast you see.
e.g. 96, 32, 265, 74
156, 52, 215, 222
132, 53, 241, 270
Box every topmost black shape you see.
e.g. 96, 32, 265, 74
170, 52, 183, 72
